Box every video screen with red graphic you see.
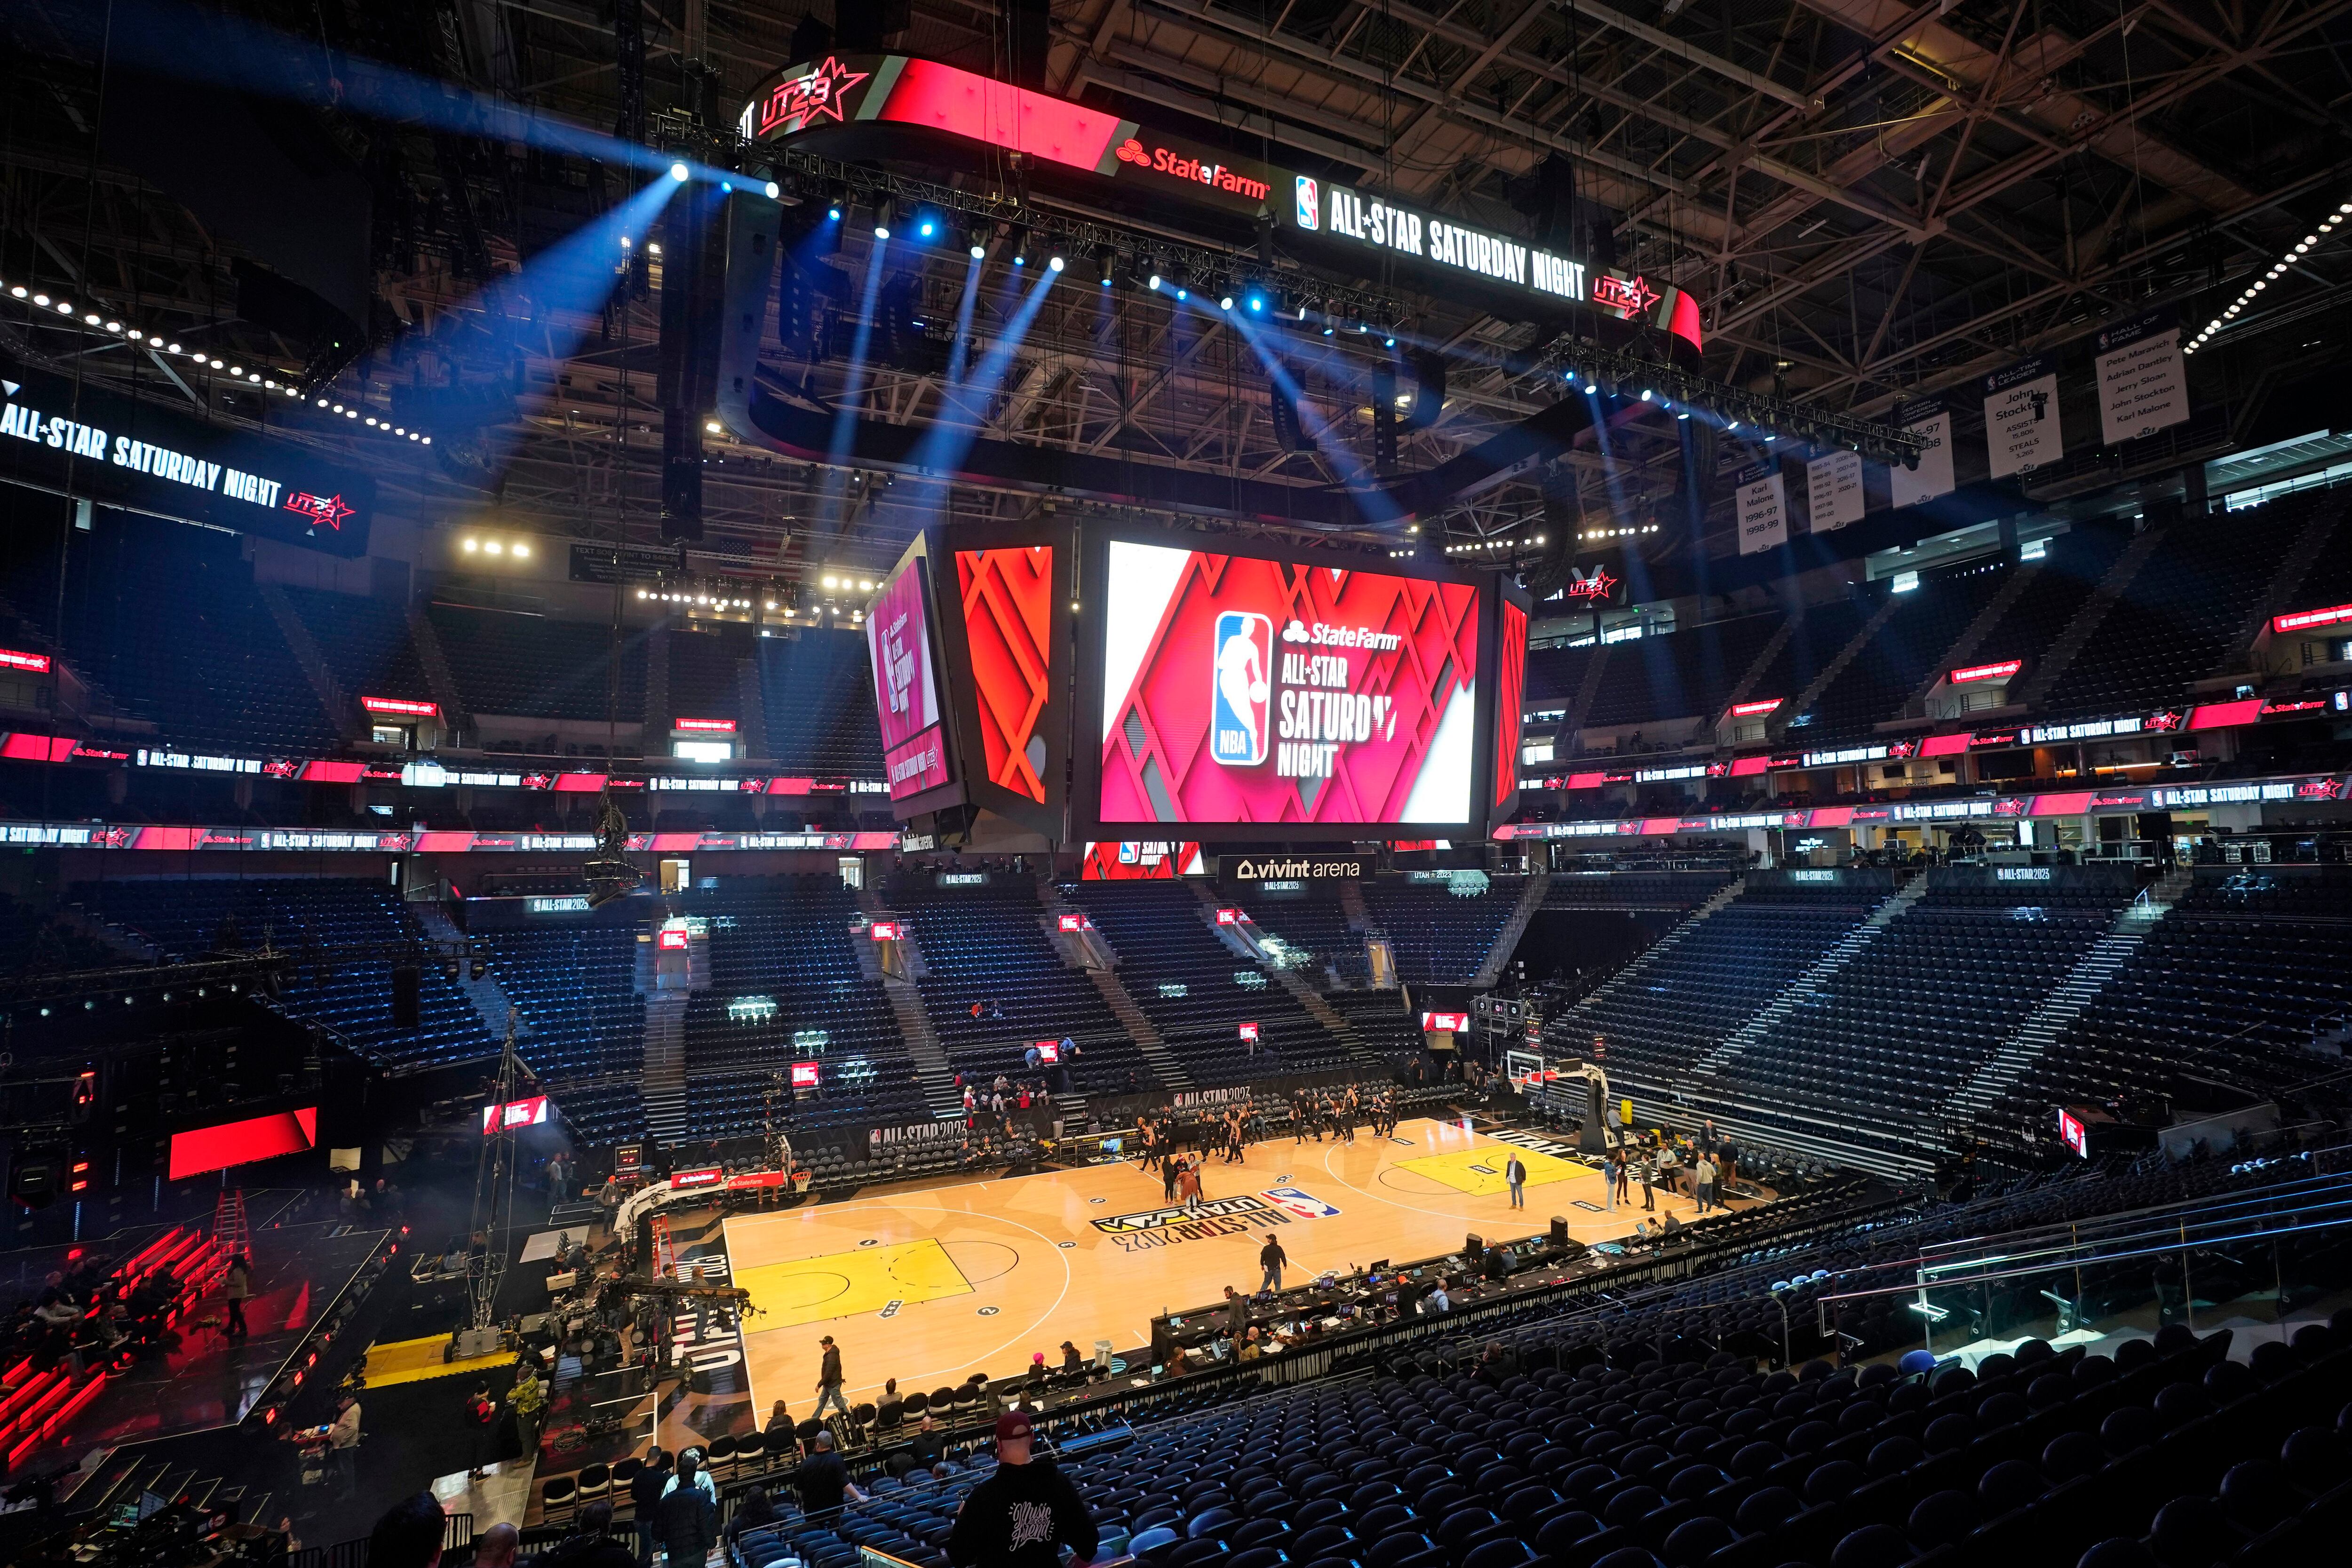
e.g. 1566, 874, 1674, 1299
481, 1096, 551, 1134
1079, 841, 1204, 878
168, 1106, 318, 1180
1094, 541, 1481, 828
957, 546, 1055, 809
790, 1061, 822, 1089
867, 557, 952, 802
1494, 600, 1527, 810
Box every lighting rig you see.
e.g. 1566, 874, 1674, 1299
650, 121, 1417, 341
1537, 337, 1932, 470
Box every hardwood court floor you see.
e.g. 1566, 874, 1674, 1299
726, 1118, 1705, 1411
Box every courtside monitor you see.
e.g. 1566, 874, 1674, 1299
1079, 530, 1517, 839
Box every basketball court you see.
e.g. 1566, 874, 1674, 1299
724, 1117, 1704, 1411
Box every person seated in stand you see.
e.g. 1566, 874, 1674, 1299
1058, 1340, 1084, 1374
1661, 1210, 1684, 1240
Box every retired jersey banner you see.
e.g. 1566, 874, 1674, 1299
1984, 356, 2061, 478
1889, 398, 1955, 509
1805, 450, 1866, 533
1735, 463, 1788, 555
2095, 311, 2188, 446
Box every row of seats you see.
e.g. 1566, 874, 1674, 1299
77, 877, 498, 1070
1363, 880, 1528, 984
1720, 881, 2136, 1151
676, 878, 925, 1135
885, 880, 1149, 1094
1545, 885, 1890, 1084
1069, 883, 1351, 1086
1995, 870, 2352, 1151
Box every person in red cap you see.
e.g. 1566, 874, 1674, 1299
946, 1411, 1098, 1568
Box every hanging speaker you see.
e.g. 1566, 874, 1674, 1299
1270, 381, 1307, 453
1404, 351, 1446, 432
1371, 365, 1398, 474
391, 963, 420, 1029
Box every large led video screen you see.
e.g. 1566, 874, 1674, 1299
168, 1106, 318, 1180
867, 557, 952, 801
957, 545, 1055, 808
1094, 541, 1481, 828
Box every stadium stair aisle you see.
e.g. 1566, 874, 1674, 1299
854, 883, 962, 1118
1474, 871, 1553, 987
1185, 879, 1375, 1071
1692, 876, 1933, 1075
1939, 863, 2196, 1140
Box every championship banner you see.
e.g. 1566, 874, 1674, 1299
1805, 450, 1866, 533
1735, 463, 1788, 555
2095, 311, 2188, 446
1983, 356, 2061, 478
1888, 398, 1955, 509
0, 361, 374, 555
1095, 541, 1480, 828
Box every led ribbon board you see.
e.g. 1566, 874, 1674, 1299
0, 362, 374, 555
737, 56, 1698, 346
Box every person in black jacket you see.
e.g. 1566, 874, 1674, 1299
945, 1412, 1097, 1568
538, 1502, 637, 1568
629, 1449, 671, 1567
652, 1451, 715, 1568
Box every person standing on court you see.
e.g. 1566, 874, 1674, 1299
1504, 1153, 1527, 1210
1602, 1148, 1619, 1211
1695, 1152, 1718, 1214
813, 1335, 850, 1419
1177, 1156, 1203, 1217
1638, 1150, 1655, 1212
1259, 1234, 1287, 1293
946, 1411, 1097, 1568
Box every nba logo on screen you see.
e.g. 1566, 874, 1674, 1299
1211, 611, 1273, 767
1294, 176, 1319, 231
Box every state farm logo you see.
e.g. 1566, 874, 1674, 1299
755, 56, 869, 138
1112, 138, 1270, 201
1591, 273, 1661, 318
283, 491, 354, 531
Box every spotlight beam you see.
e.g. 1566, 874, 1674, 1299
107, 0, 736, 184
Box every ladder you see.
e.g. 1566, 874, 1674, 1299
212, 1188, 250, 1259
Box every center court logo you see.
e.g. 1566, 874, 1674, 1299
1261, 1186, 1341, 1219
1211, 611, 1273, 767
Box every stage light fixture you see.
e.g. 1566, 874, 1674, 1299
969, 237, 987, 260
670, 161, 690, 182
764, 180, 781, 199
1097, 246, 1118, 287
873, 198, 895, 240
1048, 252, 1066, 273
1218, 292, 1234, 310
916, 210, 939, 240
1007, 224, 1031, 266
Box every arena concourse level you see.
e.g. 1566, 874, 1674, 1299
8, 6, 2352, 1568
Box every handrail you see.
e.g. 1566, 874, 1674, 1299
1851, 1164, 2352, 1287
1811, 1200, 2352, 1317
